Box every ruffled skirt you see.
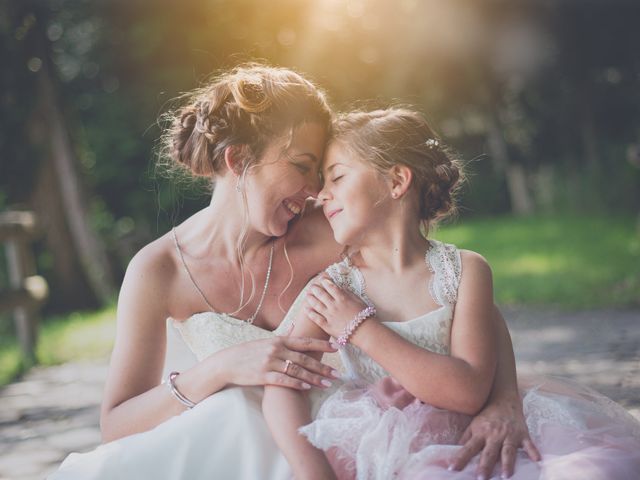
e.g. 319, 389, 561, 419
300, 376, 640, 480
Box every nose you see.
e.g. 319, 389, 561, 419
304, 170, 322, 198
317, 182, 331, 203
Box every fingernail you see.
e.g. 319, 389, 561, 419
302, 383, 311, 389
477, 475, 486, 480
331, 369, 340, 377
321, 379, 333, 387
447, 465, 454, 471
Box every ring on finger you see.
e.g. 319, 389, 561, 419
283, 359, 293, 375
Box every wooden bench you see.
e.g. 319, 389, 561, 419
0, 210, 49, 365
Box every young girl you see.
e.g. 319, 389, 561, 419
262, 108, 640, 479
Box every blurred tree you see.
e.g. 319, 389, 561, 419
1, 0, 639, 313
2, 0, 115, 310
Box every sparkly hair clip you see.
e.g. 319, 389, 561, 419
425, 138, 440, 149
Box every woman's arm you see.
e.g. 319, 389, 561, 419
307, 251, 497, 416
100, 246, 208, 441
263, 281, 337, 480
450, 305, 541, 479
101, 246, 336, 442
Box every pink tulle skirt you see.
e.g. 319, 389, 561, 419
300, 376, 640, 480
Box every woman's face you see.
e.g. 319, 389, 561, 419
318, 141, 390, 246
244, 122, 327, 237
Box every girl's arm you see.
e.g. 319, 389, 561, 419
307, 251, 497, 416
262, 281, 337, 480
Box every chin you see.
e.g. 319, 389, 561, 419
332, 229, 353, 247
269, 220, 290, 238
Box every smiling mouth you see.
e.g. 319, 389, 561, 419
283, 199, 302, 215
326, 209, 342, 219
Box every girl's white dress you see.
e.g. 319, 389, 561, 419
300, 240, 640, 479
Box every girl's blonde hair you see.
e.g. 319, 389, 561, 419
331, 108, 464, 230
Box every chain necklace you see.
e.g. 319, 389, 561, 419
172, 228, 275, 325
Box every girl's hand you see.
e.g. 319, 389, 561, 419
304, 274, 370, 339
221, 336, 338, 391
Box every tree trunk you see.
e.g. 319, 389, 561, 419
577, 80, 599, 172
485, 106, 535, 215
35, 64, 115, 304
29, 148, 98, 310
21, 3, 116, 307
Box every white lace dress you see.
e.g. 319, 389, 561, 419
300, 240, 640, 480
48, 280, 339, 480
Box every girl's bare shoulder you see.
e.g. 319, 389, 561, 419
457, 249, 493, 288
458, 249, 491, 270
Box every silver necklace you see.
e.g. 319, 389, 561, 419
172, 228, 275, 325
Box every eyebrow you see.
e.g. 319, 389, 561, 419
323, 162, 344, 173
293, 152, 319, 164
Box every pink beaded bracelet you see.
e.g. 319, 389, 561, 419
336, 305, 376, 346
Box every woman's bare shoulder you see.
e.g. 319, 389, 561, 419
119, 233, 178, 315
127, 233, 177, 281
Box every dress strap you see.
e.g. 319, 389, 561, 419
325, 258, 355, 292
172, 227, 216, 313
426, 240, 462, 306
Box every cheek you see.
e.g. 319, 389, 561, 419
349, 179, 385, 207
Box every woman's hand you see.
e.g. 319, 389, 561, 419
304, 274, 370, 339
221, 336, 338, 391
449, 395, 541, 479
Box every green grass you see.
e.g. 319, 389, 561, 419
1, 214, 638, 386
0, 340, 22, 386
434, 214, 640, 309
0, 305, 116, 387
36, 305, 116, 364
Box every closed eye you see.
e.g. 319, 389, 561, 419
331, 175, 344, 183
293, 162, 311, 174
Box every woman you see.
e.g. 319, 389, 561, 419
50, 64, 537, 479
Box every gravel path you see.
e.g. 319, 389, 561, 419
0, 308, 639, 479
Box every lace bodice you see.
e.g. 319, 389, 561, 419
326, 239, 462, 384
171, 278, 345, 371
173, 313, 285, 361
172, 282, 307, 361
172, 240, 461, 382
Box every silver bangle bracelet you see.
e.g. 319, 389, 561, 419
167, 371, 197, 409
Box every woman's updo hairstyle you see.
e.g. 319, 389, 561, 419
331, 108, 465, 228
162, 63, 332, 177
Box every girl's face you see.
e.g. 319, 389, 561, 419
318, 141, 391, 245
244, 122, 326, 237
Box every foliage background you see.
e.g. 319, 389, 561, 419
1, 0, 639, 316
